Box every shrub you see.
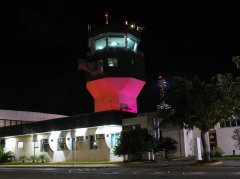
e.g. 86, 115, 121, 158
28, 155, 37, 163
0, 144, 15, 162
19, 155, 27, 163
210, 146, 224, 158
37, 154, 49, 163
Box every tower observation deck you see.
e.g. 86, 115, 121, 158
79, 20, 146, 113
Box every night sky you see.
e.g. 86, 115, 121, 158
0, 0, 240, 115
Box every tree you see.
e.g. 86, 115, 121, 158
232, 56, 240, 69
0, 144, 15, 162
158, 74, 238, 162
113, 128, 155, 161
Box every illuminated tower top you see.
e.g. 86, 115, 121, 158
83, 21, 145, 82
88, 23, 141, 54
79, 16, 146, 113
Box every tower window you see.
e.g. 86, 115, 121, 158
108, 58, 118, 67
95, 37, 106, 50
108, 35, 125, 48
127, 36, 137, 51
131, 58, 135, 64
98, 59, 104, 72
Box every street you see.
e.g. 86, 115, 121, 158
1, 167, 240, 179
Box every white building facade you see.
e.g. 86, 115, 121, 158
0, 110, 239, 162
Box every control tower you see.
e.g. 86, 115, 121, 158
79, 16, 145, 113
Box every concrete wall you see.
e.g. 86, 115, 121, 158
183, 128, 194, 157
216, 127, 240, 156
122, 116, 148, 129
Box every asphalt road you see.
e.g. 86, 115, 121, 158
1, 167, 240, 179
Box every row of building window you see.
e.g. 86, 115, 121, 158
220, 120, 240, 128
0, 119, 29, 127
16, 133, 119, 152
88, 58, 117, 73
88, 58, 135, 73
90, 33, 139, 53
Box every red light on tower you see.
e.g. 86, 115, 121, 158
159, 75, 163, 80
105, 12, 109, 24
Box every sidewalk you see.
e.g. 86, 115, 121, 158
1, 158, 240, 168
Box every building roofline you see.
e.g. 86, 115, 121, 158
0, 110, 136, 137
0, 109, 67, 122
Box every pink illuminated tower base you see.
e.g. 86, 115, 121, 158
87, 77, 145, 113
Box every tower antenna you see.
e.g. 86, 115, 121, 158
105, 11, 109, 24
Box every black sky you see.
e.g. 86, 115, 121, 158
0, 0, 240, 115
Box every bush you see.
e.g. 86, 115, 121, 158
0, 144, 15, 162
19, 155, 27, 163
37, 154, 49, 163
210, 146, 224, 158
28, 155, 37, 163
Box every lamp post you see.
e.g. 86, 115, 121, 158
32, 134, 37, 165
70, 130, 75, 167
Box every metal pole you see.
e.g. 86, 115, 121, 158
34, 141, 35, 165
72, 138, 74, 167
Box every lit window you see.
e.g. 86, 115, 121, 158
58, 137, 67, 151
95, 37, 106, 50
90, 135, 97, 149
34, 142, 39, 148
111, 42, 118, 46
17, 141, 23, 149
108, 35, 125, 48
76, 136, 84, 142
40, 139, 50, 152
0, 120, 4, 127
108, 58, 118, 67
97, 46, 104, 50
131, 59, 134, 64
126, 34, 139, 52
5, 120, 10, 126
111, 133, 120, 148
96, 134, 105, 139
98, 59, 104, 72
